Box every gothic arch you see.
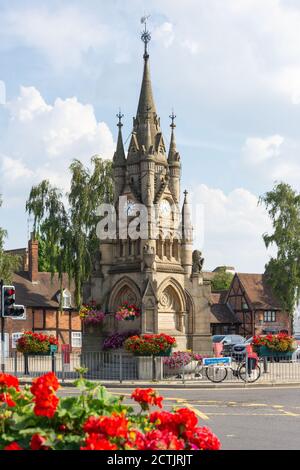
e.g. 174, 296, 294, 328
108, 276, 141, 312
157, 277, 186, 313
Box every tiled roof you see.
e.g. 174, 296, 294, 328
210, 304, 241, 324
13, 271, 75, 309
237, 273, 282, 310
210, 290, 240, 324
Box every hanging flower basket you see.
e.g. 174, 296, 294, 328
115, 302, 141, 321
124, 333, 177, 356
80, 302, 105, 326
16, 332, 58, 355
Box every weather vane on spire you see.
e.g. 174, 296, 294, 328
169, 110, 176, 129
116, 109, 124, 128
141, 15, 151, 58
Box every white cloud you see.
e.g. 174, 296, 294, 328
272, 66, 300, 105
0, 85, 115, 199
181, 39, 199, 55
153, 22, 174, 48
242, 135, 284, 165
1, 6, 110, 70
240, 134, 300, 188
1, 155, 34, 182
190, 184, 274, 272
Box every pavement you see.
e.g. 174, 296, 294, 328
18, 376, 300, 389
57, 384, 300, 450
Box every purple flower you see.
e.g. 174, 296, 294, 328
164, 351, 202, 369
103, 330, 140, 350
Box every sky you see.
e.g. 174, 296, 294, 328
1, 0, 300, 272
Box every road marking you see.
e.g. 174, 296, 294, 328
282, 411, 300, 417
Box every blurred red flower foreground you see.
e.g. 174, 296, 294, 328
0, 372, 221, 451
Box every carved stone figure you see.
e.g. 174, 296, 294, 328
192, 250, 204, 274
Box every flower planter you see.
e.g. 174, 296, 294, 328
133, 348, 172, 357
157, 348, 172, 357
24, 352, 52, 356
165, 360, 199, 376
256, 346, 294, 359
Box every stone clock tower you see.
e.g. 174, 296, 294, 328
85, 24, 212, 353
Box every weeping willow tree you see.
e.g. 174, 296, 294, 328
26, 157, 114, 309
0, 196, 21, 283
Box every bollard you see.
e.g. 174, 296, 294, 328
119, 353, 123, 384
62, 351, 65, 384
14, 351, 17, 375
24, 354, 29, 376
263, 357, 268, 374
51, 353, 56, 374
245, 350, 248, 383
152, 355, 155, 381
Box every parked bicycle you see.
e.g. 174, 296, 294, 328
195, 356, 261, 383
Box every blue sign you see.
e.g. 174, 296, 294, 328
203, 357, 232, 367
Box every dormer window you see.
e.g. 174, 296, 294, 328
57, 289, 72, 309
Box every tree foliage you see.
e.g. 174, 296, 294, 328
211, 268, 234, 292
26, 157, 113, 309
259, 182, 300, 315
0, 196, 21, 283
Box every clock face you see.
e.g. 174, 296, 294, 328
159, 200, 171, 217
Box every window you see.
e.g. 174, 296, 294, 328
264, 311, 276, 322
71, 332, 82, 348
11, 332, 23, 349
58, 289, 72, 309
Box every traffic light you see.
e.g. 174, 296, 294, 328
2, 285, 15, 316
9, 305, 26, 318
1, 285, 25, 319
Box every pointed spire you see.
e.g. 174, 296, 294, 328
137, 30, 157, 119
168, 111, 180, 163
113, 110, 126, 166
182, 190, 193, 242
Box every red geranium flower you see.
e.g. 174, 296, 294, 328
143, 429, 185, 450
31, 372, 59, 418
30, 434, 50, 450
81, 434, 118, 451
4, 442, 23, 450
185, 426, 221, 451
0, 392, 16, 407
0, 373, 20, 391
83, 413, 128, 438
131, 388, 163, 410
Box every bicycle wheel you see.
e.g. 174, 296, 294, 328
205, 366, 228, 383
238, 363, 261, 383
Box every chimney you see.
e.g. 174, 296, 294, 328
28, 233, 39, 283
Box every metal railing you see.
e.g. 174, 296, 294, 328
0, 349, 300, 384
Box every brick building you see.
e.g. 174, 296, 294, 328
225, 273, 291, 337
206, 273, 291, 337
2, 237, 81, 355
210, 291, 241, 336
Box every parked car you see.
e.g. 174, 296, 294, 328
294, 335, 300, 346
212, 335, 246, 355
232, 337, 254, 360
